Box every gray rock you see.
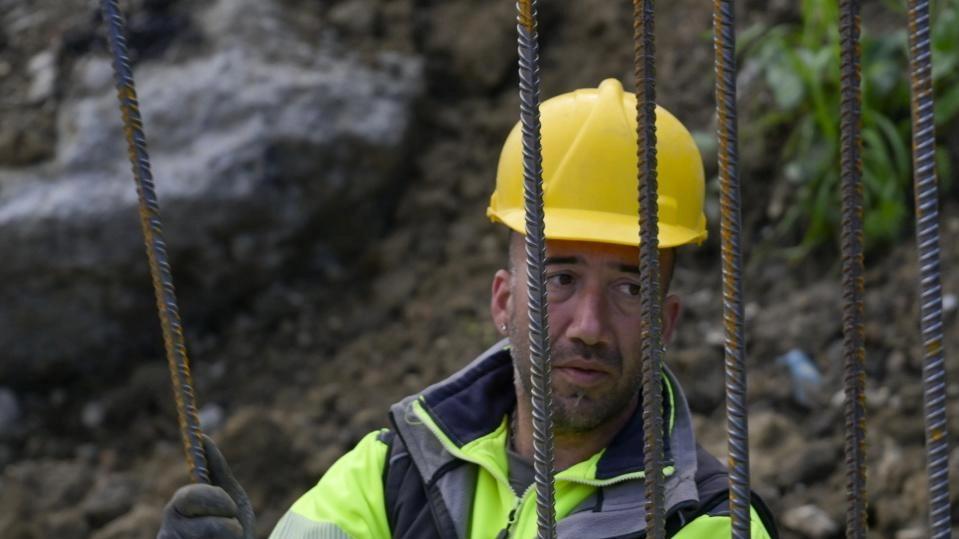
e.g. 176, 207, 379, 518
0, 0, 423, 385
80, 474, 138, 528
781, 504, 839, 538
198, 402, 225, 433
26, 49, 57, 103
70, 57, 117, 98
896, 528, 927, 539
943, 293, 957, 314
82, 400, 105, 429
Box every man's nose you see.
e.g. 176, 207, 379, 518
563, 285, 609, 346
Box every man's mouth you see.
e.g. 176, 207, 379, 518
553, 360, 611, 388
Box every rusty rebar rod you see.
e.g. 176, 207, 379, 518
712, 1, 751, 537
633, 1, 666, 537
906, 1, 951, 537
100, 0, 209, 484
516, 1, 556, 538
837, 1, 868, 538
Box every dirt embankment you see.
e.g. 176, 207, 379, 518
2, 1, 958, 538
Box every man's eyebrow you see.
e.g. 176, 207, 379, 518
544, 256, 642, 274
614, 263, 641, 275
544, 256, 581, 265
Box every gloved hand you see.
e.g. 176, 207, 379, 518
157, 434, 256, 539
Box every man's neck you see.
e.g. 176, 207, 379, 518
511, 394, 639, 471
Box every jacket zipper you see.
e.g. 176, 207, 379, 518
491, 470, 681, 538
495, 482, 537, 539
495, 505, 520, 539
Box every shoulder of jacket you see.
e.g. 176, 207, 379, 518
376, 428, 395, 446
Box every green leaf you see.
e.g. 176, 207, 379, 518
934, 84, 959, 124
935, 146, 954, 192
861, 128, 897, 193
766, 61, 806, 109
871, 113, 911, 183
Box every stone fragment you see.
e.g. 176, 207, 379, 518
896, 528, 927, 539
81, 474, 138, 528
781, 504, 839, 539
26, 50, 57, 103
198, 402, 225, 433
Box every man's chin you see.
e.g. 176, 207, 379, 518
551, 396, 606, 432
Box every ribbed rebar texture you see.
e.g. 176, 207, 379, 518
101, 0, 209, 485
907, 1, 951, 537
838, 1, 868, 537
712, 1, 751, 537
633, 1, 665, 537
516, 2, 556, 538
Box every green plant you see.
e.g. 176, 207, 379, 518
740, 0, 959, 255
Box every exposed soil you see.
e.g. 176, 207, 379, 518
2, 1, 959, 538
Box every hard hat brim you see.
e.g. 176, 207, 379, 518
490, 208, 707, 248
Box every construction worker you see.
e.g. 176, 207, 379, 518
158, 79, 778, 539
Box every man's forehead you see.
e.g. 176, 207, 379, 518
509, 236, 668, 264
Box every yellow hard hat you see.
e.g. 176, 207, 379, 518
487, 78, 707, 248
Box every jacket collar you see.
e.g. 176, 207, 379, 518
404, 339, 689, 479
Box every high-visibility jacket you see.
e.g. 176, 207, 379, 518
270, 340, 778, 538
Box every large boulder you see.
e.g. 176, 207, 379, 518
0, 0, 423, 385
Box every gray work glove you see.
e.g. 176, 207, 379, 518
157, 435, 256, 539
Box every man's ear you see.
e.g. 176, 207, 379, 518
490, 269, 512, 336
661, 294, 682, 343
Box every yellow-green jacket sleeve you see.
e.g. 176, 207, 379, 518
269, 430, 391, 539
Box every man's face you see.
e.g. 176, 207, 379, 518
490, 235, 680, 434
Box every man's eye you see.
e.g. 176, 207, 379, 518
546, 273, 574, 287
617, 282, 641, 296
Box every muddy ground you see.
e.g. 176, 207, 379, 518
2, 0, 958, 538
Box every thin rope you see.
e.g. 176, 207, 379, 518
516, 2, 556, 538
837, 1, 868, 537
100, 0, 209, 484
712, 1, 751, 537
906, 1, 951, 537
633, 1, 666, 537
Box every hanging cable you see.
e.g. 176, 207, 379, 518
100, 0, 209, 485
837, 1, 868, 537
632, 1, 666, 537
906, 2, 951, 537
712, 1, 751, 537
516, 2, 556, 538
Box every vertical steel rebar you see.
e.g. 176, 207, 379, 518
838, 1, 868, 537
906, 1, 951, 537
712, 1, 751, 537
516, 2, 556, 538
632, 1, 666, 537
100, 0, 209, 484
